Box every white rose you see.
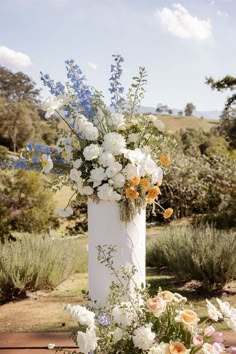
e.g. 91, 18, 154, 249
128, 133, 140, 143
83, 144, 100, 161
99, 152, 116, 167
83, 122, 99, 141
41, 154, 53, 174
76, 328, 97, 354
103, 132, 126, 156
66, 304, 95, 328
133, 325, 156, 351
113, 327, 123, 343
97, 183, 121, 202
106, 162, 122, 178
108, 113, 125, 129
125, 163, 140, 179
82, 186, 94, 196
73, 158, 82, 169
69, 168, 82, 182
89, 167, 107, 187
112, 173, 126, 188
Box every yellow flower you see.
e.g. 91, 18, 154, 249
125, 187, 139, 200
140, 178, 150, 191
128, 176, 140, 186
163, 208, 173, 219
148, 186, 161, 199
160, 153, 171, 167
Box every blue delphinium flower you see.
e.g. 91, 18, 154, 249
40, 72, 65, 96
109, 54, 125, 112
65, 59, 94, 119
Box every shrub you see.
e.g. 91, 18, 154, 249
0, 234, 88, 302
146, 225, 236, 291
0, 170, 57, 241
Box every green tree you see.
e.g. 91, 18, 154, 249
0, 66, 39, 103
0, 99, 40, 152
206, 75, 236, 109
184, 103, 196, 116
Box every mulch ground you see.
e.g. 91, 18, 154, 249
0, 331, 235, 354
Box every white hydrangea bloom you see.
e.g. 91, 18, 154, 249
89, 167, 107, 187
76, 328, 98, 354
82, 186, 94, 196
65, 304, 95, 328
133, 325, 155, 351
106, 162, 122, 178
103, 132, 126, 156
99, 152, 116, 167
73, 158, 82, 169
97, 183, 121, 202
112, 173, 126, 188
83, 144, 100, 161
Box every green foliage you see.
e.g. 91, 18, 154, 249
184, 103, 196, 116
0, 234, 88, 302
127, 67, 147, 117
0, 170, 57, 240
206, 75, 236, 109
146, 225, 236, 291
0, 145, 8, 159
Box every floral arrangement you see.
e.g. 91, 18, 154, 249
51, 246, 236, 354
22, 55, 173, 222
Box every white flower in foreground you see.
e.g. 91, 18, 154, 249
82, 186, 94, 196
55, 206, 73, 218
69, 168, 82, 182
123, 148, 146, 164
66, 304, 95, 328
216, 298, 232, 318
89, 167, 107, 187
125, 163, 140, 179
206, 299, 223, 321
73, 158, 82, 169
225, 317, 236, 332
83, 144, 100, 161
103, 132, 126, 156
153, 118, 165, 131
42, 95, 69, 118
97, 183, 121, 202
76, 328, 97, 354
41, 154, 53, 173
108, 113, 125, 129
151, 166, 163, 185
133, 325, 155, 351
112, 173, 126, 188
112, 302, 137, 328
83, 122, 99, 141
128, 133, 140, 143
47, 343, 55, 349
106, 162, 122, 178
112, 327, 123, 343
99, 152, 115, 167
148, 343, 168, 354
139, 155, 158, 176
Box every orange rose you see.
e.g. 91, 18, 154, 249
160, 290, 174, 302
125, 187, 139, 200
176, 309, 200, 327
148, 186, 161, 199
147, 296, 167, 317
167, 342, 187, 354
140, 178, 150, 191
128, 176, 140, 186
163, 208, 173, 219
160, 153, 171, 167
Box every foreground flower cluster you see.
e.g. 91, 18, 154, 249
63, 285, 236, 354
25, 55, 173, 222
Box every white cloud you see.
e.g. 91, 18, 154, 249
88, 62, 97, 70
155, 3, 212, 41
0, 46, 32, 69
216, 10, 229, 17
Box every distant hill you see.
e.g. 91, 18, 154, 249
156, 114, 219, 133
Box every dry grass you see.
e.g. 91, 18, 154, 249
157, 115, 218, 132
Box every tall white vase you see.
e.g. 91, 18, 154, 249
88, 200, 146, 307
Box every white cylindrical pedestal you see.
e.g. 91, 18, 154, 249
88, 200, 146, 307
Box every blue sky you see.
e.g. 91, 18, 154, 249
0, 0, 235, 111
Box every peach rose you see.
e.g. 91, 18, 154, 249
160, 290, 174, 303
167, 341, 188, 354
175, 309, 200, 327
147, 296, 167, 317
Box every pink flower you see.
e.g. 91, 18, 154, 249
192, 335, 203, 347
212, 332, 224, 343
229, 347, 236, 354
204, 325, 216, 336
